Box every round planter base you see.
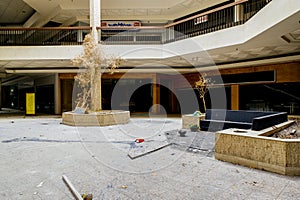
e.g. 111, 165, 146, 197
62, 110, 130, 126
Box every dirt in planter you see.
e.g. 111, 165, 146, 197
272, 122, 300, 139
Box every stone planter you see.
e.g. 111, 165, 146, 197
62, 110, 130, 126
215, 121, 300, 176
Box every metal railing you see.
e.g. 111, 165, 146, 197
0, 27, 91, 46
0, 0, 272, 46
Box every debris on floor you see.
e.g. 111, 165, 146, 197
62, 175, 83, 200
128, 139, 171, 159
82, 193, 93, 200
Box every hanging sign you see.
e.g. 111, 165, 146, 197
194, 15, 208, 25
101, 21, 141, 27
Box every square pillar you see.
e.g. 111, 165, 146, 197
231, 84, 239, 110
0, 78, 2, 110
152, 75, 161, 114
54, 74, 61, 114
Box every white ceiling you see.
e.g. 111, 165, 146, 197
0, 0, 34, 24
0, 0, 226, 26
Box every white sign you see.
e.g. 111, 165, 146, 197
194, 15, 208, 25
101, 21, 141, 27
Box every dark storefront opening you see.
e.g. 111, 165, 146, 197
160, 85, 180, 114
1, 85, 34, 111
107, 79, 153, 113
36, 85, 54, 114
240, 83, 300, 115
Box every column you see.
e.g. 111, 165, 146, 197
170, 80, 177, 113
90, 0, 101, 42
231, 84, 239, 110
0, 79, 2, 111
152, 76, 161, 114
54, 74, 61, 114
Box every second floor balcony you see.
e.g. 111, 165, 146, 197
0, 0, 272, 46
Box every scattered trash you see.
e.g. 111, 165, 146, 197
82, 193, 93, 200
244, 181, 258, 186
178, 129, 186, 137
290, 129, 297, 135
74, 106, 87, 114
192, 149, 198, 153
121, 185, 127, 189
36, 181, 44, 188
10, 121, 14, 123
193, 111, 202, 116
135, 138, 144, 143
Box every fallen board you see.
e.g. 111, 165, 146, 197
128, 140, 171, 159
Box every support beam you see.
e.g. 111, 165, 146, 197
152, 76, 160, 114
90, 0, 101, 42
54, 74, 61, 114
170, 80, 177, 113
231, 84, 239, 110
0, 79, 2, 111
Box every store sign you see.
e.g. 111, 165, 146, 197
101, 21, 141, 27
194, 15, 208, 25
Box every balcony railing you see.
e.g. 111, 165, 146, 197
0, 0, 272, 46
0, 27, 91, 46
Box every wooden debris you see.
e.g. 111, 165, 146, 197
62, 175, 83, 200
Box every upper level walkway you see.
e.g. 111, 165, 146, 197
0, 0, 299, 75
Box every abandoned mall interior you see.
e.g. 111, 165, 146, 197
0, 0, 299, 116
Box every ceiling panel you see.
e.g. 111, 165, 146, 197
0, 0, 35, 24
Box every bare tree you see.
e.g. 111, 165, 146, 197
71, 33, 122, 112
194, 73, 214, 113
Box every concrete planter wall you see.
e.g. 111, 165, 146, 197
62, 110, 130, 126
182, 114, 205, 129
215, 121, 300, 176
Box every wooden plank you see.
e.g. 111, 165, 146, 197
62, 175, 83, 200
128, 141, 171, 159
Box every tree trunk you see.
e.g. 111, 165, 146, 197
91, 67, 102, 111
202, 97, 206, 113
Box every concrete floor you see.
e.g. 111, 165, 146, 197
0, 116, 299, 199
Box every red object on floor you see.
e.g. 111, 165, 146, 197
135, 138, 144, 143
